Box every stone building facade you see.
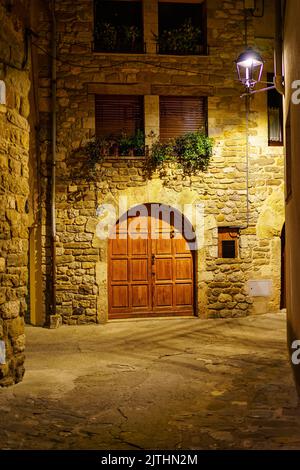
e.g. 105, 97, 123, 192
29, 0, 285, 326
0, 0, 32, 385
283, 0, 300, 395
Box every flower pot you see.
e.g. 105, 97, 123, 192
110, 143, 119, 157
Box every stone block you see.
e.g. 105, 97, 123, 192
0, 301, 20, 320
12, 334, 25, 353
85, 218, 98, 233
218, 293, 232, 303
7, 316, 24, 338
0, 258, 5, 272
56, 255, 74, 264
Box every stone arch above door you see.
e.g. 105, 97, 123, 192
93, 180, 209, 322
95, 179, 203, 240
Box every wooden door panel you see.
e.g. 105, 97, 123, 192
111, 285, 129, 308
175, 284, 193, 306
156, 258, 172, 281
175, 258, 192, 280
131, 259, 148, 282
131, 237, 148, 256
111, 238, 128, 256
174, 237, 190, 254
155, 285, 173, 307
111, 259, 128, 282
131, 285, 149, 307
155, 238, 172, 255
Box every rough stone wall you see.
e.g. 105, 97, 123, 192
33, 3, 53, 324
37, 0, 284, 324
0, 0, 31, 385
283, 0, 300, 395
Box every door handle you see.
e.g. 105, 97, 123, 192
151, 254, 155, 265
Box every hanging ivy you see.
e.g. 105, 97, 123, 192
148, 131, 213, 174
175, 131, 213, 173
83, 131, 145, 164
83, 138, 106, 167
81, 131, 213, 178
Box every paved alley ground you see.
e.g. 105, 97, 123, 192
0, 312, 300, 450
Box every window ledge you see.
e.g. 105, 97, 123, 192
92, 51, 209, 59
216, 258, 242, 264
102, 156, 146, 161
268, 142, 284, 147
155, 53, 208, 58
92, 51, 146, 57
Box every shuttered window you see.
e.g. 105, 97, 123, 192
95, 95, 144, 138
267, 73, 283, 146
159, 96, 207, 141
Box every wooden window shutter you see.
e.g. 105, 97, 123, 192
159, 96, 207, 141
95, 95, 143, 138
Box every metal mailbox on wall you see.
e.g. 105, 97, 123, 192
247, 280, 273, 297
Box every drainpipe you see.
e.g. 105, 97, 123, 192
50, 0, 57, 321
274, 0, 285, 95
232, 92, 250, 231
245, 93, 250, 229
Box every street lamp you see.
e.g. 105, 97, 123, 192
235, 47, 264, 90
235, 47, 265, 230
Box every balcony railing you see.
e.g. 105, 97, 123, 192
94, 23, 144, 54
156, 42, 207, 56
93, 39, 145, 54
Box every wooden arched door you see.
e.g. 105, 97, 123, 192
108, 205, 195, 319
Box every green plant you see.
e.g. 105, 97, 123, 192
118, 130, 145, 156
149, 132, 213, 174
118, 133, 133, 156
131, 129, 145, 156
155, 18, 202, 55
94, 22, 117, 51
84, 131, 145, 165
175, 131, 213, 172
150, 140, 175, 166
83, 138, 106, 166
122, 25, 142, 51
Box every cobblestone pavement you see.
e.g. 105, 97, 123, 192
0, 312, 300, 450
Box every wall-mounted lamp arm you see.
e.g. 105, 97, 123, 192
240, 85, 275, 98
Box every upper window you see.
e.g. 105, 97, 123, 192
94, 0, 144, 53
95, 95, 144, 156
157, 2, 207, 55
159, 96, 207, 141
267, 73, 283, 146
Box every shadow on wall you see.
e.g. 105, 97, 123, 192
256, 190, 285, 239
